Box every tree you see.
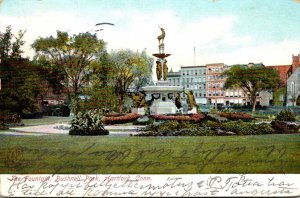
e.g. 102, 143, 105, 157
108, 49, 152, 113
32, 31, 106, 114
0, 26, 42, 114
0, 25, 25, 60
77, 52, 118, 113
223, 65, 280, 112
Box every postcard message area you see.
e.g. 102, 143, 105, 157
1, 174, 299, 197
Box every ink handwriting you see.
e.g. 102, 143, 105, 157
3, 174, 298, 197
1, 142, 291, 174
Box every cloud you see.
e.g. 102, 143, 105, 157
0, 11, 95, 57
101, 11, 253, 70
1, 8, 298, 71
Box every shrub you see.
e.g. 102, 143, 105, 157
203, 120, 221, 129
221, 120, 274, 135
271, 120, 300, 134
275, 109, 297, 122
218, 112, 252, 121
103, 113, 142, 125
104, 113, 126, 117
22, 112, 43, 119
42, 104, 70, 117
0, 113, 23, 129
136, 127, 215, 136
69, 110, 109, 136
175, 128, 216, 136
132, 116, 153, 125
157, 121, 180, 133
151, 114, 205, 122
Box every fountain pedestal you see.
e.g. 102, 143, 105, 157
142, 85, 183, 115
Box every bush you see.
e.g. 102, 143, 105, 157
136, 127, 215, 136
175, 128, 216, 136
151, 114, 205, 122
271, 120, 300, 134
22, 112, 43, 119
104, 113, 126, 117
103, 113, 142, 125
203, 120, 221, 128
132, 116, 153, 125
157, 121, 180, 133
222, 120, 274, 135
42, 104, 70, 117
218, 112, 252, 121
205, 120, 274, 135
275, 109, 297, 122
0, 113, 23, 129
69, 110, 109, 136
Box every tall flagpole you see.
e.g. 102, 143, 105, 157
194, 46, 196, 66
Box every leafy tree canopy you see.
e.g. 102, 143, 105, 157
32, 31, 106, 113
223, 65, 280, 112
107, 49, 153, 113
0, 26, 42, 114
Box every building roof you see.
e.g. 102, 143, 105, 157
167, 71, 180, 77
267, 65, 291, 85
205, 63, 224, 66
181, 65, 206, 69
287, 67, 300, 82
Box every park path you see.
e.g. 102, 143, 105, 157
3, 124, 145, 136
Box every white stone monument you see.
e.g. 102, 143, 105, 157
140, 26, 185, 115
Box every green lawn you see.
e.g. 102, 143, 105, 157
1, 134, 299, 174
21, 116, 71, 126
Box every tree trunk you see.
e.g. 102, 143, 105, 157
251, 95, 257, 112
118, 94, 124, 114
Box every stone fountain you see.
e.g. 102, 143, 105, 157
141, 26, 184, 115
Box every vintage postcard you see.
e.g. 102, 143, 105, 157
0, 0, 299, 197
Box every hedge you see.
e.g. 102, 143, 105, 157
151, 113, 205, 122
102, 113, 142, 125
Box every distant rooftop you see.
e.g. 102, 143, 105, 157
267, 65, 291, 85
181, 65, 206, 69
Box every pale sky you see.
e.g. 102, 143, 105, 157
1, 0, 300, 72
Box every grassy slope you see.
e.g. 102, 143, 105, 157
1, 134, 299, 174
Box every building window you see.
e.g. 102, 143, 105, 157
291, 82, 295, 95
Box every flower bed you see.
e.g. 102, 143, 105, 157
104, 113, 126, 117
103, 113, 142, 125
151, 113, 205, 122
0, 113, 23, 129
0, 113, 21, 124
218, 112, 252, 121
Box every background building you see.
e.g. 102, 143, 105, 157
286, 54, 300, 106
167, 58, 300, 108
168, 65, 207, 104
